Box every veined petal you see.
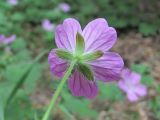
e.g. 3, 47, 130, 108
82, 18, 116, 53
88, 52, 124, 82
55, 18, 82, 52
68, 69, 98, 99
48, 49, 68, 78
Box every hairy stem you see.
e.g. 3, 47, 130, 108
42, 60, 76, 120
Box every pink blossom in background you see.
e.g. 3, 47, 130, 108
7, 0, 18, 6
0, 35, 5, 43
42, 19, 55, 32
58, 3, 71, 12
48, 18, 124, 99
118, 68, 147, 102
0, 34, 16, 45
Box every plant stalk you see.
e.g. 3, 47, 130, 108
42, 60, 76, 120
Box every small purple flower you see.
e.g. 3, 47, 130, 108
7, 0, 18, 6
0, 34, 16, 45
48, 18, 124, 99
58, 3, 71, 12
118, 68, 147, 102
42, 19, 55, 32
0, 35, 5, 42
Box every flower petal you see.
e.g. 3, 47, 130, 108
130, 72, 141, 84
135, 84, 147, 97
55, 18, 82, 52
121, 68, 141, 84
118, 80, 128, 92
88, 52, 124, 82
68, 69, 98, 99
82, 18, 117, 53
48, 49, 68, 78
127, 91, 139, 102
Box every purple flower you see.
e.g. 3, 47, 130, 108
118, 68, 147, 102
58, 3, 71, 12
0, 35, 5, 42
48, 18, 124, 99
0, 34, 16, 45
7, 0, 18, 6
42, 19, 55, 32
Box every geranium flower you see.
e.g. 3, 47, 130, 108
58, 3, 71, 12
118, 68, 147, 102
42, 19, 55, 32
0, 34, 16, 45
48, 18, 124, 99
7, 0, 18, 6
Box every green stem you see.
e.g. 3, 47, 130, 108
42, 60, 76, 120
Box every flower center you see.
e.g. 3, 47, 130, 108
55, 32, 104, 81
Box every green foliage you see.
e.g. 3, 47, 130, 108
139, 23, 157, 36
68, 0, 159, 35
6, 94, 35, 120
98, 82, 124, 101
132, 64, 160, 119
61, 89, 98, 119
148, 96, 160, 119
131, 64, 150, 74
0, 50, 46, 120
0, 0, 159, 36
131, 64, 154, 86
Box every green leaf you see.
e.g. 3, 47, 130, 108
139, 23, 157, 36
61, 91, 98, 118
148, 96, 160, 119
11, 38, 27, 51
5, 94, 35, 120
24, 63, 42, 93
98, 82, 124, 101
131, 64, 150, 74
76, 33, 85, 54
56, 49, 73, 60
10, 13, 25, 22
141, 75, 154, 86
4, 50, 47, 105
0, 101, 4, 120
82, 50, 103, 61
59, 105, 76, 120
78, 63, 94, 81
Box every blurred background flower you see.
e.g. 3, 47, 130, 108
42, 19, 55, 32
58, 2, 71, 12
7, 0, 18, 6
118, 68, 147, 102
0, 34, 16, 45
